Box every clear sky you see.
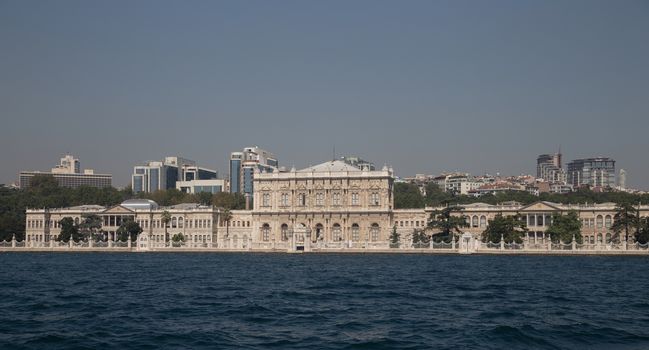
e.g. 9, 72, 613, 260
1, 0, 648, 189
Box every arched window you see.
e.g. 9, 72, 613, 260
74, 217, 79, 225
370, 223, 379, 242
172, 217, 177, 228
605, 215, 612, 229
472, 216, 478, 228
597, 233, 603, 243
315, 223, 324, 240
178, 217, 184, 229
479, 216, 487, 228
332, 223, 342, 241
351, 224, 360, 242
262, 224, 270, 241
281, 224, 289, 241
605, 233, 611, 243
596, 215, 603, 229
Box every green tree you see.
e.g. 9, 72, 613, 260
411, 229, 428, 247
221, 209, 232, 238
389, 225, 400, 246
428, 205, 468, 242
78, 214, 102, 240
161, 210, 171, 242
212, 192, 246, 210
634, 217, 649, 244
424, 183, 453, 207
481, 214, 527, 243
394, 183, 425, 209
57, 217, 79, 242
171, 232, 185, 246
611, 202, 639, 242
116, 218, 142, 242
197, 192, 213, 206
545, 211, 583, 243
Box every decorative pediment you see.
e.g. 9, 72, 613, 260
518, 201, 561, 212
102, 205, 135, 214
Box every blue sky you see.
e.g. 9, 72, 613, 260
1, 1, 648, 188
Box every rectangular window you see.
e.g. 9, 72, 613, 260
351, 193, 359, 206
332, 192, 340, 206
280, 193, 289, 206
262, 193, 270, 207
315, 193, 324, 206
370, 193, 379, 206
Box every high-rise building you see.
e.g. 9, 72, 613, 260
536, 153, 565, 183
619, 169, 627, 190
567, 157, 616, 188
19, 154, 112, 189
229, 146, 278, 197
132, 156, 217, 193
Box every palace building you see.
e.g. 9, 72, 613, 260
23, 159, 649, 250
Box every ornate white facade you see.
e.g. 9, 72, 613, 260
22, 161, 649, 251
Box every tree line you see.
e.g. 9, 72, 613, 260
0, 174, 246, 241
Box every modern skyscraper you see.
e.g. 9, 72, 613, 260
229, 146, 278, 197
132, 156, 217, 193
536, 152, 565, 183
19, 154, 112, 189
567, 157, 616, 188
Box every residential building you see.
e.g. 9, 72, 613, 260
567, 157, 616, 189
19, 154, 112, 189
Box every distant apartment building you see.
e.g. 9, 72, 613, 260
537, 153, 566, 183
19, 154, 112, 189
229, 146, 278, 197
567, 157, 616, 189
132, 156, 217, 193
433, 173, 484, 195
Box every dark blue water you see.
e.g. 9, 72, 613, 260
1, 253, 648, 349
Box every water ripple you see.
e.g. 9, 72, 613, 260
1, 253, 649, 349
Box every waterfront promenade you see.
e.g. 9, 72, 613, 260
2, 236, 648, 255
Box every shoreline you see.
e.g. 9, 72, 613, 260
2, 247, 648, 256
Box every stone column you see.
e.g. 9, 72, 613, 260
572, 234, 576, 251
49, 238, 54, 248
547, 234, 552, 251
128, 234, 132, 248
500, 234, 504, 250
89, 238, 94, 248
69, 238, 73, 249
11, 234, 16, 248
